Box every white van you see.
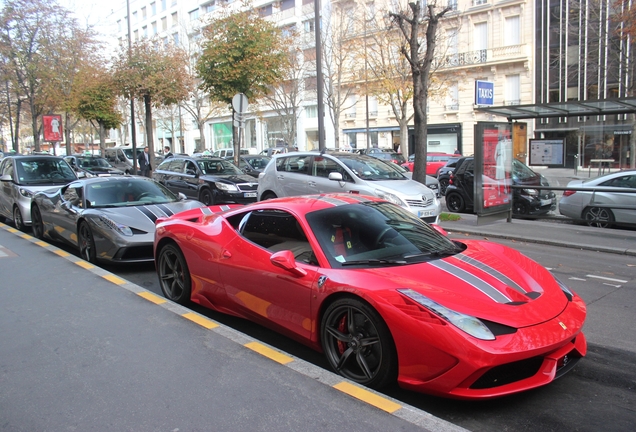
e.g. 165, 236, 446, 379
104, 146, 145, 174
212, 148, 251, 158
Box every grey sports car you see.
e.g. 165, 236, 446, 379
30, 176, 205, 263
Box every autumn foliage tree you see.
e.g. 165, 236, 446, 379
113, 39, 192, 168
196, 7, 287, 159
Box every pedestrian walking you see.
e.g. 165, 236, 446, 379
138, 147, 152, 177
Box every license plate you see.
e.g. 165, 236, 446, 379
244, 192, 257, 198
418, 210, 434, 217
540, 198, 553, 206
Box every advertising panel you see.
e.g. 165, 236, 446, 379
42, 115, 63, 142
529, 139, 565, 167
474, 122, 513, 219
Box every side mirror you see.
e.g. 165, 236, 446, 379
77, 171, 86, 178
0, 174, 12, 182
178, 192, 187, 201
270, 250, 307, 277
328, 172, 343, 182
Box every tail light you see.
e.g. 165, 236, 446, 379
562, 190, 576, 197
449, 172, 455, 185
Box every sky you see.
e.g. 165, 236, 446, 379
56, 0, 124, 49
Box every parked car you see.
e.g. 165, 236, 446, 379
30, 176, 204, 263
257, 151, 440, 223
153, 155, 259, 205
154, 194, 586, 399
389, 161, 441, 198
445, 157, 557, 216
64, 154, 125, 177
559, 170, 636, 228
366, 150, 407, 165
436, 156, 462, 196
0, 154, 77, 230
212, 148, 251, 158
227, 155, 271, 179
104, 146, 149, 174
402, 152, 457, 177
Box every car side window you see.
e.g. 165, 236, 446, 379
601, 175, 636, 189
169, 159, 186, 173
277, 155, 311, 175
230, 210, 318, 266
1, 159, 12, 178
312, 156, 352, 181
63, 183, 83, 208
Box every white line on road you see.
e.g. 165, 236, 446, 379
603, 283, 622, 288
568, 277, 587, 281
586, 274, 628, 284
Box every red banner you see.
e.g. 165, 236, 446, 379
43, 115, 63, 142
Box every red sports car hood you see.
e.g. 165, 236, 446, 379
360, 240, 568, 328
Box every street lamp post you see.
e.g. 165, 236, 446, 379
126, 0, 138, 174
314, 0, 325, 150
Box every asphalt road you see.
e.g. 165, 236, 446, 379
104, 236, 636, 432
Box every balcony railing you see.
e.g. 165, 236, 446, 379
445, 103, 459, 111
435, 44, 527, 69
345, 112, 357, 119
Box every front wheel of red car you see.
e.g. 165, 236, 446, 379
321, 298, 397, 389
157, 243, 192, 305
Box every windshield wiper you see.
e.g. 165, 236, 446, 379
341, 258, 407, 266
403, 248, 459, 260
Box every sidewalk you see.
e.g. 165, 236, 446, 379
0, 223, 466, 432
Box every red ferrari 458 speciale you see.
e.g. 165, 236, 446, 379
154, 194, 586, 399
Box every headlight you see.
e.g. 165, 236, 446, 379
522, 188, 539, 196
398, 288, 495, 340
215, 182, 239, 193
374, 189, 406, 207
19, 188, 33, 198
96, 216, 133, 236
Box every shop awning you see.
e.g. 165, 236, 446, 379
476, 97, 636, 120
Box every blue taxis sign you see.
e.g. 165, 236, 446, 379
475, 81, 494, 106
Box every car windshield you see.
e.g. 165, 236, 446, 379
78, 157, 112, 168
512, 159, 538, 181
85, 178, 178, 208
197, 158, 244, 175
305, 202, 463, 268
15, 158, 77, 185
245, 156, 271, 169
338, 155, 407, 180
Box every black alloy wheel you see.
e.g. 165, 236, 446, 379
512, 200, 530, 215
321, 298, 397, 389
439, 178, 449, 196
261, 192, 277, 200
157, 243, 192, 305
78, 221, 97, 263
445, 192, 465, 213
199, 188, 213, 206
31, 205, 44, 239
583, 206, 615, 228
13, 206, 25, 231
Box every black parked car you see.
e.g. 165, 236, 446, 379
226, 155, 271, 178
445, 156, 556, 216
64, 154, 125, 177
153, 155, 259, 205
436, 156, 462, 196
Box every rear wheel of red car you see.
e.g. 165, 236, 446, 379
445, 192, 465, 213
78, 221, 97, 263
583, 206, 614, 228
321, 297, 397, 389
31, 205, 44, 240
157, 243, 192, 305
199, 188, 213, 206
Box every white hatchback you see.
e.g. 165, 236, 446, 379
257, 151, 441, 223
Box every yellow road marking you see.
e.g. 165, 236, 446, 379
102, 274, 126, 285
182, 312, 219, 329
20, 233, 31, 239
74, 260, 95, 270
53, 249, 70, 257
137, 291, 166, 304
7, 228, 18, 233
333, 382, 402, 413
244, 342, 294, 365
34, 241, 48, 247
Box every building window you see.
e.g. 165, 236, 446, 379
134, 29, 139, 40
172, 0, 178, 6
281, 0, 295, 11
504, 16, 520, 46
173, 32, 179, 44
162, 0, 167, 11
172, 12, 178, 27
303, 20, 315, 34
305, 105, 318, 118
368, 96, 378, 117
133, 11, 138, 23
189, 9, 199, 21
446, 83, 459, 110
151, 2, 156, 16
505, 74, 520, 105
142, 26, 148, 37
474, 22, 488, 51
152, 21, 157, 34
117, 19, 121, 32
345, 96, 357, 118
141, 7, 147, 19
162, 17, 167, 31
259, 5, 273, 17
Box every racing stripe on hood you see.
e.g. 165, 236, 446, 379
452, 254, 529, 295
200, 207, 213, 215
429, 260, 512, 303
314, 195, 350, 206
344, 195, 372, 203
155, 204, 174, 216
135, 206, 158, 223
219, 205, 231, 211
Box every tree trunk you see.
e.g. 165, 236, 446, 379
65, 111, 72, 156
30, 100, 40, 152
144, 94, 155, 169
198, 121, 206, 152
99, 121, 106, 157
13, 98, 21, 151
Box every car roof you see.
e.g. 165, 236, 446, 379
231, 193, 385, 216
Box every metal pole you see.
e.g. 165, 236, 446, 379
178, 104, 184, 153
314, 0, 325, 150
364, 10, 369, 150
126, 0, 138, 174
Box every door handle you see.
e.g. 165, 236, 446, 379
222, 249, 232, 259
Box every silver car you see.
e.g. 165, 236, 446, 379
559, 170, 636, 228
0, 155, 78, 230
257, 151, 441, 223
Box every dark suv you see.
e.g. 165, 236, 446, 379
444, 157, 556, 216
436, 156, 462, 196
153, 155, 258, 205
